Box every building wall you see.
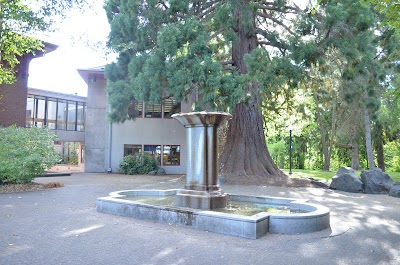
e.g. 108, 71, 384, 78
85, 75, 109, 172
110, 118, 187, 174
0, 56, 30, 127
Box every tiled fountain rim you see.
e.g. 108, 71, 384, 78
107, 189, 330, 220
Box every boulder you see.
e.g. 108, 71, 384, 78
360, 168, 394, 194
389, 182, 400, 198
156, 168, 166, 175
330, 167, 363, 193
148, 168, 166, 175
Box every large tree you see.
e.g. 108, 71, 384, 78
293, 0, 386, 170
104, 0, 308, 185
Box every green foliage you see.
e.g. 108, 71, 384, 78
118, 155, 159, 175
268, 140, 286, 169
384, 141, 400, 172
0, 126, 61, 184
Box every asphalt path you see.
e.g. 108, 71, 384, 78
1, 173, 399, 265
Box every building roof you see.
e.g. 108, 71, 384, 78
77, 66, 105, 84
28, 87, 86, 102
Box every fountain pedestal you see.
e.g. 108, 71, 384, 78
172, 112, 232, 210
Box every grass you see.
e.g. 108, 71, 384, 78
282, 169, 400, 182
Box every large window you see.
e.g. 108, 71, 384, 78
163, 145, 180, 165
35, 96, 46, 128
144, 145, 161, 165
26, 95, 85, 131
77, 102, 85, 131
26, 96, 34, 127
57, 100, 67, 130
47, 98, 57, 130
124, 144, 181, 166
67, 101, 77, 131
124, 144, 142, 157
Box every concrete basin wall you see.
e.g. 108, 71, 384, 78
96, 189, 330, 239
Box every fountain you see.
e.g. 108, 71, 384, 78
171, 112, 231, 210
96, 112, 330, 239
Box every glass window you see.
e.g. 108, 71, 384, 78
144, 145, 161, 165
26, 96, 34, 127
124, 144, 142, 157
145, 102, 162, 118
62, 142, 80, 164
163, 99, 181, 118
57, 100, 67, 130
163, 145, 180, 165
35, 96, 46, 128
77, 102, 85, 131
47, 98, 57, 130
67, 101, 77, 131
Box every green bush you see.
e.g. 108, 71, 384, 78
0, 126, 61, 184
118, 154, 159, 175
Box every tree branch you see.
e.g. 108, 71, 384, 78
256, 11, 295, 35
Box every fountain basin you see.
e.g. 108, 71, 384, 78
96, 189, 330, 239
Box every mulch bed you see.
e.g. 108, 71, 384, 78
0, 182, 64, 193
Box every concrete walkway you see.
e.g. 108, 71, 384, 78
0, 173, 399, 265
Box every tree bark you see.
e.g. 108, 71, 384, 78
350, 143, 361, 170
364, 108, 375, 169
314, 95, 331, 171
373, 121, 385, 171
218, 1, 288, 185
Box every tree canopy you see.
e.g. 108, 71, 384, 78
104, 0, 400, 182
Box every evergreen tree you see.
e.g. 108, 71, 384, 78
293, 0, 385, 170
104, 0, 309, 185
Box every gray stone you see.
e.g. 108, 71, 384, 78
148, 168, 166, 175
156, 168, 166, 175
389, 182, 400, 198
330, 167, 363, 193
361, 168, 394, 194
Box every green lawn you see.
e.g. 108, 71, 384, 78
282, 169, 400, 182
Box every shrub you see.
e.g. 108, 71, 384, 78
0, 126, 61, 184
118, 154, 159, 175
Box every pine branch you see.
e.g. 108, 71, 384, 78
256, 11, 295, 35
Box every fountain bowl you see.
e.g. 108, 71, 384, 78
96, 189, 330, 239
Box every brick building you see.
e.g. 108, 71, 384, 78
0, 42, 57, 127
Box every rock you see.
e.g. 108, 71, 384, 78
156, 168, 166, 175
330, 167, 363, 193
148, 168, 166, 175
309, 178, 329, 188
389, 182, 400, 198
360, 168, 394, 194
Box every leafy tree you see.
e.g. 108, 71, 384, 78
0, 0, 88, 84
0, 126, 60, 184
104, 0, 308, 185
293, 0, 385, 170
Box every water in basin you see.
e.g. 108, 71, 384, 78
124, 195, 304, 216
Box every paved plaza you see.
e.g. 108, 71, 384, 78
1, 173, 399, 265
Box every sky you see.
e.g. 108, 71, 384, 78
28, 2, 114, 97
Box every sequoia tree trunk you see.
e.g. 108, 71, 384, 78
218, 1, 288, 185
350, 143, 361, 170
364, 108, 375, 169
373, 121, 385, 171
